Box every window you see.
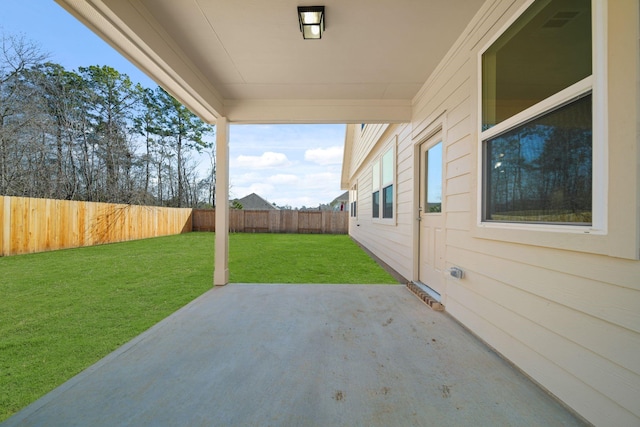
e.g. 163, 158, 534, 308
350, 184, 357, 218
481, 0, 593, 225
426, 142, 443, 213
383, 185, 393, 218
372, 145, 395, 220
372, 160, 380, 218
381, 148, 394, 218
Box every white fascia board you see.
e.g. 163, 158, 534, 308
223, 99, 412, 124
341, 125, 356, 190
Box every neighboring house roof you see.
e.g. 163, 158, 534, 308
329, 191, 349, 208
234, 193, 279, 210
331, 191, 349, 205
329, 191, 349, 212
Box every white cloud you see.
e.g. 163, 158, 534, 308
304, 146, 343, 166
301, 172, 341, 190
231, 183, 275, 200
227, 125, 347, 208
234, 152, 291, 169
233, 172, 262, 186
267, 174, 300, 185
277, 196, 317, 209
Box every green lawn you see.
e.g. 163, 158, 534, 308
229, 233, 397, 283
0, 232, 396, 421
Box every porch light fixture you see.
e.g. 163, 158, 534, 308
298, 6, 325, 39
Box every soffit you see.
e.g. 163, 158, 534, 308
56, 0, 486, 123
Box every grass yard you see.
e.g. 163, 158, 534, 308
0, 232, 396, 421
229, 233, 397, 283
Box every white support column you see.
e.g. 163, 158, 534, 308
214, 117, 230, 286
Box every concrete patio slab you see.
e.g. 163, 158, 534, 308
2, 284, 585, 426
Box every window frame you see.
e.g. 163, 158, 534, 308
372, 139, 397, 224
350, 183, 358, 219
372, 159, 380, 218
425, 140, 443, 214
476, 0, 607, 236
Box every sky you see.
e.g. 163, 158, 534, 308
0, 1, 347, 209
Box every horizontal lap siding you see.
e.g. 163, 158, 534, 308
351, 124, 391, 177
349, 124, 414, 280
426, 1, 639, 425
446, 285, 640, 427
446, 229, 640, 335
447, 248, 639, 374
346, 0, 640, 425
447, 174, 471, 197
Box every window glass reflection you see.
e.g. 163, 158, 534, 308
485, 94, 592, 224
426, 142, 442, 212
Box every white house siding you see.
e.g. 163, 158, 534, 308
349, 123, 415, 280
345, 1, 640, 425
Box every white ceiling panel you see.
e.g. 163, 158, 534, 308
56, 0, 486, 123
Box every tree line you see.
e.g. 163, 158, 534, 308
485, 95, 592, 222
0, 33, 215, 208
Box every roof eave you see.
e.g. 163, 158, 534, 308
341, 124, 356, 190
55, 0, 224, 124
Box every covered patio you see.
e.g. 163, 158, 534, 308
35, 1, 640, 424
53, 0, 491, 287
3, 284, 585, 426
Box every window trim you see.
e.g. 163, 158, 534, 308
480, 76, 592, 142
372, 138, 397, 224
372, 158, 380, 218
350, 183, 358, 219
476, 0, 607, 236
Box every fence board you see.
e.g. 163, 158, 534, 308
0, 196, 192, 256
299, 211, 321, 234
244, 211, 269, 232
229, 210, 243, 232
193, 208, 215, 231
11, 197, 26, 255
192, 209, 348, 234
281, 210, 297, 233
0, 196, 5, 256
32, 198, 46, 253
1, 199, 348, 257
77, 201, 86, 248
268, 210, 280, 233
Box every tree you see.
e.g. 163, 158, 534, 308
154, 88, 213, 207
132, 87, 162, 204
0, 30, 214, 208
204, 146, 216, 207
0, 33, 48, 196
79, 65, 141, 203
31, 63, 89, 199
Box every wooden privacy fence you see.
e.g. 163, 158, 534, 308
192, 209, 349, 234
0, 196, 192, 256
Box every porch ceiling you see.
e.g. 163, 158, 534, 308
55, 0, 485, 124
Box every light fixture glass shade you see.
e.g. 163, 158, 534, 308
302, 24, 322, 39
298, 6, 324, 39
300, 11, 322, 25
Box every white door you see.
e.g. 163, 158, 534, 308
418, 135, 445, 295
